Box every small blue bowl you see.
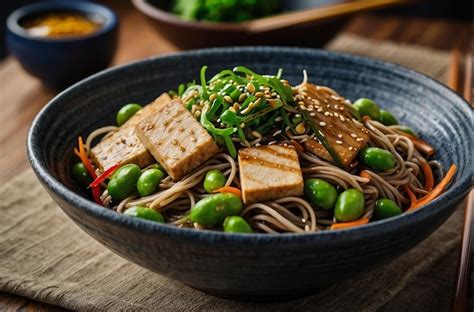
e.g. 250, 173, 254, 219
27, 47, 472, 301
6, 2, 118, 90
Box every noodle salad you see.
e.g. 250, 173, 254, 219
71, 66, 456, 233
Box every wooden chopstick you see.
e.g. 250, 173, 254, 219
449, 48, 473, 312
463, 52, 472, 104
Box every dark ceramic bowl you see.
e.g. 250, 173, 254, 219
6, 2, 118, 90
132, 0, 407, 50
27, 47, 472, 301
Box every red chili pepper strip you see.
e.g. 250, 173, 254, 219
89, 163, 120, 188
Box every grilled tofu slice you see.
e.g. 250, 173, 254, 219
135, 99, 219, 181
296, 83, 370, 166
238, 145, 304, 204
91, 93, 172, 171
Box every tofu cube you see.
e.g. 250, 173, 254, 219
238, 145, 304, 204
91, 93, 171, 170
135, 99, 219, 181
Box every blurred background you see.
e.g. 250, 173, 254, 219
0, 0, 471, 59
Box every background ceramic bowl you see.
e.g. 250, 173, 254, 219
27, 47, 472, 301
132, 0, 407, 49
6, 2, 118, 90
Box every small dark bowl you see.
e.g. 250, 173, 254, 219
27, 47, 472, 301
6, 2, 118, 90
132, 0, 406, 50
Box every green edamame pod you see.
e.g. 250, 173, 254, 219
360, 147, 396, 171
137, 169, 164, 197
379, 110, 398, 126
203, 169, 226, 193
223, 216, 253, 233
124, 206, 164, 223
304, 178, 338, 210
72, 162, 92, 186
334, 189, 365, 222
190, 193, 242, 227
353, 98, 381, 120
116, 103, 142, 126
374, 199, 402, 220
107, 164, 141, 201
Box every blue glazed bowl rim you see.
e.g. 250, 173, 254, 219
6, 1, 118, 42
27, 46, 472, 244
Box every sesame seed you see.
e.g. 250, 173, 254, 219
268, 141, 277, 145
295, 114, 301, 118
348, 147, 353, 151
233, 103, 240, 111
209, 94, 217, 101
246, 83, 256, 93
190, 137, 196, 142
240, 123, 246, 128
298, 101, 305, 106
255, 91, 265, 98
273, 130, 282, 136
255, 143, 261, 147
179, 146, 186, 152
309, 112, 316, 117
356, 137, 364, 142
336, 140, 343, 144
319, 121, 326, 127
350, 133, 357, 138
275, 117, 283, 122
334, 112, 339, 117
337, 134, 343, 138
295, 122, 306, 134
224, 95, 233, 103
171, 139, 178, 145
324, 112, 330, 116
340, 116, 346, 122
238, 93, 247, 102
317, 108, 323, 113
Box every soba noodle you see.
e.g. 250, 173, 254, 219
74, 67, 453, 234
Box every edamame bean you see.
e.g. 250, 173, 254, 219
304, 178, 338, 210
360, 147, 396, 171
223, 216, 253, 233
203, 169, 226, 193
137, 168, 164, 197
399, 126, 418, 137
353, 98, 381, 120
116, 103, 142, 126
107, 164, 141, 201
124, 206, 164, 222
379, 110, 398, 126
334, 189, 365, 222
190, 193, 242, 227
72, 162, 92, 186
149, 163, 165, 173
374, 199, 401, 220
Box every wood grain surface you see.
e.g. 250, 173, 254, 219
0, 1, 470, 310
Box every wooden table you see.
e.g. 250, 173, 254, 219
0, 1, 470, 310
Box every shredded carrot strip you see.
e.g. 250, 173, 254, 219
406, 164, 457, 212
213, 186, 242, 197
360, 170, 371, 181
74, 137, 97, 179
421, 161, 434, 191
398, 132, 435, 156
89, 163, 119, 188
403, 184, 418, 209
330, 218, 369, 230
290, 140, 304, 153
74, 136, 102, 204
